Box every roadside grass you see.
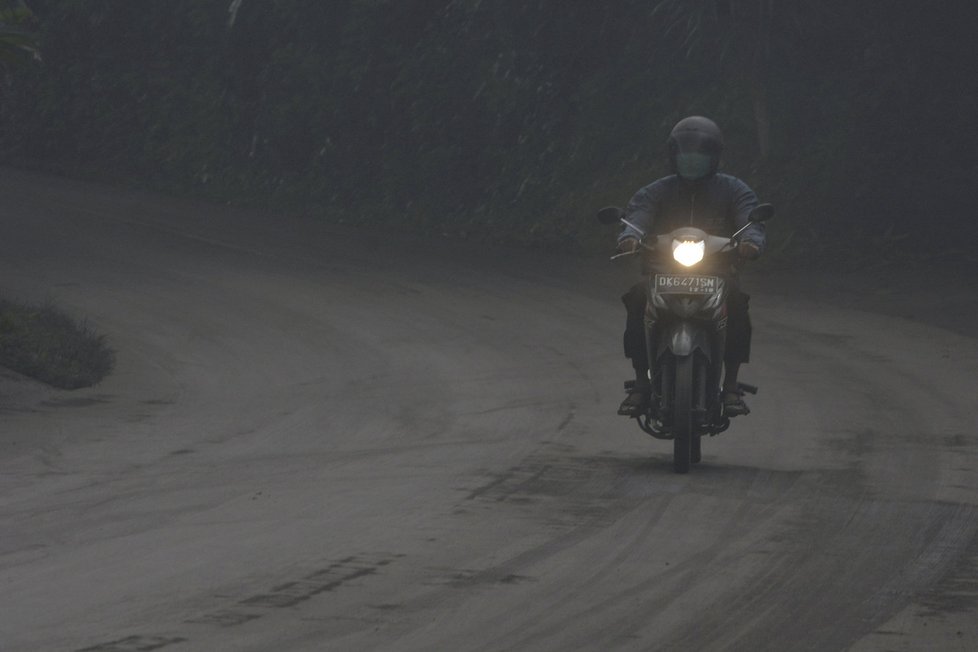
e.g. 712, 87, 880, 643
0, 298, 114, 389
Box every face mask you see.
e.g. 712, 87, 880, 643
676, 152, 713, 181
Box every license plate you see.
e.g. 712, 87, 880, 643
654, 274, 720, 295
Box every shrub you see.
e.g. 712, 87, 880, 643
0, 297, 114, 389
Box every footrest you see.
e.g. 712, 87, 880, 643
737, 382, 758, 395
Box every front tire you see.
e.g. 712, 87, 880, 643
673, 355, 693, 474
691, 352, 708, 464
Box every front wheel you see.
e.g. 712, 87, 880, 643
673, 355, 693, 473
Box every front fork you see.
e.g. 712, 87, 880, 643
644, 313, 727, 429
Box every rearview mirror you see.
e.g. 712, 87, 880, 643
596, 206, 626, 225
748, 203, 774, 223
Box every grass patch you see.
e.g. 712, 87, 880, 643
0, 298, 114, 389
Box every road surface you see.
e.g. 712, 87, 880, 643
1, 170, 976, 651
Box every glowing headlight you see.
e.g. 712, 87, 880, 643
672, 239, 705, 267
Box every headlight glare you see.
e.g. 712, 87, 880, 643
672, 239, 705, 267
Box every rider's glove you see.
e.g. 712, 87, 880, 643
737, 241, 761, 260
617, 237, 641, 254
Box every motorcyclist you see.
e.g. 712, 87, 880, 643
617, 116, 766, 417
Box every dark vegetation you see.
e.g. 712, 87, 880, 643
1, 1, 977, 257
0, 298, 114, 388
2, 2, 114, 389
0, 0, 39, 65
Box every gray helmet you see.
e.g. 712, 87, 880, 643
667, 116, 723, 181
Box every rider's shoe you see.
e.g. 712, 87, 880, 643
722, 391, 750, 417
618, 385, 650, 417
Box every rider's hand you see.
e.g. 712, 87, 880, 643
737, 241, 761, 260
617, 237, 641, 254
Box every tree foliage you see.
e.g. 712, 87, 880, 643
0, 0, 39, 68
649, 0, 831, 159
0, 1, 976, 248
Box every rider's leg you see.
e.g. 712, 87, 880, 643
723, 288, 752, 416
619, 283, 650, 416
722, 361, 742, 394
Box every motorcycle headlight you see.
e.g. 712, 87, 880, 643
672, 239, 705, 267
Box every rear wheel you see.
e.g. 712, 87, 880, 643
673, 355, 693, 474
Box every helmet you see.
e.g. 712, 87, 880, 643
667, 116, 723, 181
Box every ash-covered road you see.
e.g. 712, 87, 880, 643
1, 170, 976, 651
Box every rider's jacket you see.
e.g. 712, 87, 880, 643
618, 173, 766, 253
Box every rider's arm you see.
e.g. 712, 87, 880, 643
730, 177, 766, 255
618, 181, 660, 245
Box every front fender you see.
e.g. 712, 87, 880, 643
663, 321, 712, 359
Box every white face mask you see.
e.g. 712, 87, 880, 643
676, 152, 713, 181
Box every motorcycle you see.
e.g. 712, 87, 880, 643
597, 203, 774, 473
